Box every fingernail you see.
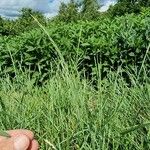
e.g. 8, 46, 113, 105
14, 135, 30, 150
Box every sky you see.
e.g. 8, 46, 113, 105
0, 0, 116, 19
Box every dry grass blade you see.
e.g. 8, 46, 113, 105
44, 139, 57, 150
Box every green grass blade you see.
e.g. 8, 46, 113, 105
121, 122, 150, 135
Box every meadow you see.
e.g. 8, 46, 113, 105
0, 9, 150, 150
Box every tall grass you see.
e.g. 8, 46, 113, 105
0, 68, 149, 150
0, 14, 149, 150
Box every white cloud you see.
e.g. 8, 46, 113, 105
45, 12, 57, 18
0, 0, 51, 18
99, 0, 116, 12
0, 0, 117, 19
46, 0, 70, 18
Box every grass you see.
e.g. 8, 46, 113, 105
0, 17, 150, 149
0, 68, 150, 150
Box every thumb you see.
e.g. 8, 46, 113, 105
0, 135, 30, 150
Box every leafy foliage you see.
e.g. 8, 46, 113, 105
57, 0, 79, 22
56, 0, 100, 22
0, 11, 150, 84
108, 0, 150, 17
0, 18, 17, 36
81, 0, 100, 20
108, 2, 141, 17
17, 8, 46, 30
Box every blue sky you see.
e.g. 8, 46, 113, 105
0, 0, 116, 19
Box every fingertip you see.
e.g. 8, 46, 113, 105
8, 129, 34, 140
14, 134, 30, 150
28, 139, 39, 150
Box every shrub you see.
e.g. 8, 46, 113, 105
0, 12, 150, 83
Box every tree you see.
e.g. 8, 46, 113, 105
108, 0, 144, 17
0, 16, 3, 27
57, 0, 79, 22
58, 2, 67, 22
81, 0, 100, 20
66, 0, 79, 21
117, 0, 150, 11
108, 0, 150, 17
118, 0, 150, 5
0, 16, 3, 34
0, 18, 17, 36
138, 0, 150, 7
18, 8, 46, 30
57, 0, 101, 22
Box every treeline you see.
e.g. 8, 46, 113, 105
0, 0, 150, 36
109, 0, 150, 17
57, 0, 150, 21
0, 8, 46, 36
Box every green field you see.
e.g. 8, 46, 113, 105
0, 7, 150, 150
0, 69, 150, 149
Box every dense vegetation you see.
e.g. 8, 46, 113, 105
0, 0, 150, 149
0, 10, 150, 84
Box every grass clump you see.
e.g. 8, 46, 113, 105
0, 69, 149, 150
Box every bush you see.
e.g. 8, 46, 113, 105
0, 12, 150, 83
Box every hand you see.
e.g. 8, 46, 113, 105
0, 129, 39, 150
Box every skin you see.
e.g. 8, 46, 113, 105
0, 129, 39, 150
